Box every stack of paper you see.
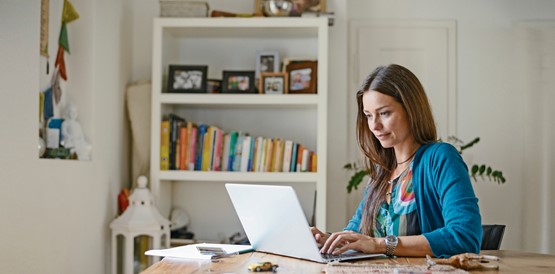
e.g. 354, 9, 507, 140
145, 243, 253, 260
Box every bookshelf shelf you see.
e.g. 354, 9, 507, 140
159, 94, 321, 106
158, 170, 319, 183
150, 17, 328, 241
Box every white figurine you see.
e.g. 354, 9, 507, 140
61, 103, 92, 160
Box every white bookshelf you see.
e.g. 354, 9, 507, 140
150, 17, 328, 241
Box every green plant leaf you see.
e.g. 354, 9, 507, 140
347, 170, 368, 193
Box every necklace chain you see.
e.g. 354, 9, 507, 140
396, 150, 418, 165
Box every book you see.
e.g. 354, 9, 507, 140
160, 119, 170, 170
247, 136, 256, 172
221, 133, 231, 171
232, 133, 244, 172
212, 127, 223, 171
227, 131, 238, 171
202, 126, 215, 171
188, 126, 197, 170
195, 124, 209, 170
185, 121, 197, 170
282, 140, 293, 173
263, 138, 274, 172
179, 125, 187, 170
290, 142, 298, 172
273, 139, 284, 172
240, 135, 252, 172
169, 114, 185, 170
296, 144, 304, 172
301, 148, 310, 172
311, 151, 317, 172
253, 136, 264, 172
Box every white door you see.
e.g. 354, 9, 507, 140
347, 20, 457, 211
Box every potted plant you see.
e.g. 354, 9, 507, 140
344, 136, 506, 193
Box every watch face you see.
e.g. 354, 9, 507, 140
386, 235, 398, 244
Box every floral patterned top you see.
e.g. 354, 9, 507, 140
374, 161, 421, 237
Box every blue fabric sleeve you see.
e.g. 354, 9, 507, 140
343, 187, 368, 232
417, 143, 482, 257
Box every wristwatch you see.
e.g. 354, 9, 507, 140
384, 235, 398, 256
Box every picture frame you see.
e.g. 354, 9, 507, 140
260, 72, 288, 94
286, 61, 317, 94
222, 71, 256, 94
255, 50, 280, 79
206, 79, 222, 93
167, 65, 208, 93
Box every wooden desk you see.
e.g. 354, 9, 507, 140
141, 250, 555, 273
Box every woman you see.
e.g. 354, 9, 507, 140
312, 64, 482, 258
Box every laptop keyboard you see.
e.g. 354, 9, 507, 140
321, 252, 363, 261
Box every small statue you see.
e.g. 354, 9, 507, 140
61, 103, 91, 160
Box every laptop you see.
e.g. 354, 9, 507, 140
225, 183, 385, 263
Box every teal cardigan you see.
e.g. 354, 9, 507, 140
345, 142, 482, 257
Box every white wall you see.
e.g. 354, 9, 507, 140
0, 0, 131, 273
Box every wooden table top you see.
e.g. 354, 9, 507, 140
141, 250, 555, 274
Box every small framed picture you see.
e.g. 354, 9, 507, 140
222, 71, 256, 94
167, 65, 208, 93
286, 61, 317, 94
207, 79, 222, 93
255, 50, 280, 79
260, 72, 288, 94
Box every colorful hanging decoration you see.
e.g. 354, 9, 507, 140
54, 0, 80, 81
40, 0, 50, 73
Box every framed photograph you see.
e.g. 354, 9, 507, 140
222, 71, 256, 94
260, 72, 288, 94
255, 50, 280, 79
206, 79, 222, 93
286, 61, 317, 94
167, 65, 208, 93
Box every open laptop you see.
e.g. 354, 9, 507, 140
225, 183, 385, 263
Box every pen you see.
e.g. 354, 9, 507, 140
211, 249, 254, 260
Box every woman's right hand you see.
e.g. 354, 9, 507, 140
310, 227, 330, 247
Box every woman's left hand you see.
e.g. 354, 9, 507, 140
319, 230, 380, 255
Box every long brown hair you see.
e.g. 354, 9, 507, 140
355, 64, 437, 236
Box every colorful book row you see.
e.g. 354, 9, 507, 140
160, 114, 317, 172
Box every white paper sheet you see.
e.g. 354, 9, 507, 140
145, 243, 253, 260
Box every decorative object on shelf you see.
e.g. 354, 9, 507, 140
263, 0, 294, 17
290, 0, 327, 15
260, 72, 288, 94
167, 65, 208, 93
159, 0, 209, 17
255, 50, 280, 79
111, 176, 171, 274
344, 136, 507, 193
38, 136, 46, 157
222, 70, 257, 93
206, 79, 222, 93
60, 102, 91, 160
210, 10, 254, 17
285, 60, 317, 94
170, 208, 195, 240
46, 117, 63, 149
40, 0, 49, 73
255, 0, 326, 17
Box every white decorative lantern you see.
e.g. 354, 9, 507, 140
110, 176, 171, 274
